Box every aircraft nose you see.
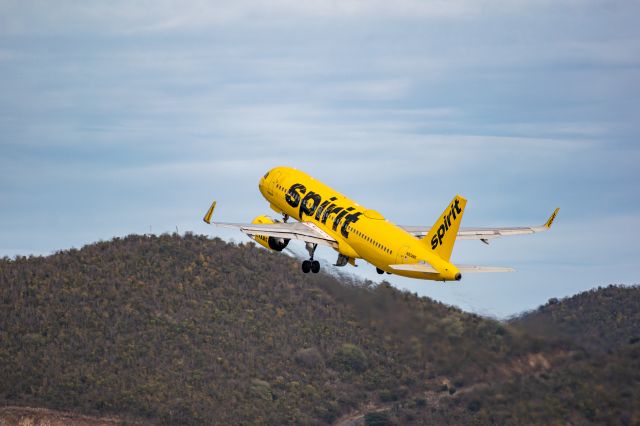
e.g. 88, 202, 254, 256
455, 273, 462, 281
258, 179, 265, 194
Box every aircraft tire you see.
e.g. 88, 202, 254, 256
302, 260, 311, 273
376, 267, 385, 274
311, 260, 320, 273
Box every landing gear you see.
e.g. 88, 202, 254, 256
335, 254, 349, 267
302, 259, 320, 273
282, 213, 289, 223
376, 267, 385, 274
302, 242, 320, 274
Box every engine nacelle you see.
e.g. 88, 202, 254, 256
251, 215, 290, 252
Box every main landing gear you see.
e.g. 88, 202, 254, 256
302, 242, 320, 274
376, 267, 391, 275
302, 259, 320, 273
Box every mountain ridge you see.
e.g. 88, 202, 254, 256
1, 234, 638, 425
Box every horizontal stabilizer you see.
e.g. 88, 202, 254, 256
389, 263, 437, 273
389, 263, 514, 273
455, 265, 515, 273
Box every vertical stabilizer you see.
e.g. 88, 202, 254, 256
423, 195, 467, 261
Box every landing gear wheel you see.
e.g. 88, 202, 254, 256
301, 243, 319, 275
376, 267, 385, 274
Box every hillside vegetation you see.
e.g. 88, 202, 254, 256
511, 285, 640, 353
0, 234, 638, 425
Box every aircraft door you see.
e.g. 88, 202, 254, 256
268, 171, 281, 196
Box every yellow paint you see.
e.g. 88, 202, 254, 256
423, 195, 466, 262
251, 215, 277, 250
545, 207, 560, 228
259, 166, 462, 281
203, 200, 216, 224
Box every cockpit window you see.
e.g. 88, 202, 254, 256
263, 172, 270, 179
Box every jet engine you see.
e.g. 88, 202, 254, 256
251, 215, 290, 251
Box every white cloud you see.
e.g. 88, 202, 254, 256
2, 0, 613, 36
311, 79, 411, 101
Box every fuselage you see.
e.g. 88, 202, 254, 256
258, 166, 461, 280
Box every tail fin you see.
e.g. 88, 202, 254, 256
423, 195, 467, 261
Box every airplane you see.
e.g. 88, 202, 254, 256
203, 166, 559, 281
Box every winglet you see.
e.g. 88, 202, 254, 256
545, 208, 560, 229
203, 200, 217, 224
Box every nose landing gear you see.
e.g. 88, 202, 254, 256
302, 242, 320, 274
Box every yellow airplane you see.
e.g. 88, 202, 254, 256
203, 166, 559, 281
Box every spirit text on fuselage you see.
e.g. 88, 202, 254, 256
285, 183, 362, 238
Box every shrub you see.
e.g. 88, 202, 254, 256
379, 389, 396, 402
294, 347, 325, 369
331, 343, 368, 373
415, 397, 427, 407
249, 379, 272, 401
467, 399, 481, 413
365, 411, 392, 426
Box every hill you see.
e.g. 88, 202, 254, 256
0, 234, 638, 425
511, 285, 640, 353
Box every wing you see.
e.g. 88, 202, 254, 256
389, 263, 514, 273
202, 199, 337, 248
401, 208, 559, 242
214, 221, 338, 248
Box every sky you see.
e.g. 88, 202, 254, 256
1, 0, 639, 318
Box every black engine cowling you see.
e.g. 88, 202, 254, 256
267, 236, 290, 251
251, 215, 290, 252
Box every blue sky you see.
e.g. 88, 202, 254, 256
1, 0, 639, 317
